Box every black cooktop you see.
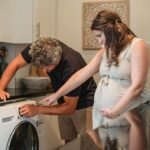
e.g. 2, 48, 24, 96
0, 88, 53, 106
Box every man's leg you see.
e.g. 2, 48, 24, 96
71, 108, 87, 136
58, 114, 78, 143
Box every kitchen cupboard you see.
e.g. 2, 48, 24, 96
33, 0, 57, 41
0, 0, 33, 43
0, 0, 57, 43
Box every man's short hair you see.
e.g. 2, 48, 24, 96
29, 37, 62, 66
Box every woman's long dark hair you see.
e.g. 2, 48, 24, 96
91, 10, 136, 66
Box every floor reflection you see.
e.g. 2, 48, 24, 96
57, 127, 129, 150
58, 129, 102, 150
56, 103, 150, 150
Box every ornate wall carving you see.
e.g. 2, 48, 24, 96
82, 0, 129, 49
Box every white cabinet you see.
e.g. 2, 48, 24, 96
0, 0, 33, 43
0, 0, 57, 43
33, 0, 57, 41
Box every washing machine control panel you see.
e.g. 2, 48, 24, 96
0, 100, 38, 123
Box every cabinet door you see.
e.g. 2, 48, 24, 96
0, 0, 33, 43
0, 0, 14, 42
33, 0, 57, 41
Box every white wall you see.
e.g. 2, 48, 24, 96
55, 0, 150, 82
130, 0, 150, 41
1, 0, 150, 86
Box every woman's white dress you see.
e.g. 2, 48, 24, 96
93, 38, 150, 149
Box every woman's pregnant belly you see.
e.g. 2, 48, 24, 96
94, 77, 130, 109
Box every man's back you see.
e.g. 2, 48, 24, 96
48, 41, 96, 109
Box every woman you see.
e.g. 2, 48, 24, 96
42, 10, 150, 149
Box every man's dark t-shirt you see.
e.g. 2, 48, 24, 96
21, 41, 96, 110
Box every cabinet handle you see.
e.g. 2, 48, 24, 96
36, 22, 40, 39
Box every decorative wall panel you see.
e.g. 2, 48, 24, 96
82, 0, 129, 49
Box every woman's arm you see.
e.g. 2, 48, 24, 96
42, 48, 105, 104
101, 40, 150, 118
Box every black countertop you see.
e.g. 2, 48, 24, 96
6, 88, 53, 99
0, 88, 53, 106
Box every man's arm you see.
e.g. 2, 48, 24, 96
19, 96, 79, 117
41, 49, 105, 105
0, 54, 27, 100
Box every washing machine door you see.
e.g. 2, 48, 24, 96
7, 121, 39, 150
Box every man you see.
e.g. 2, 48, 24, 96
0, 37, 96, 143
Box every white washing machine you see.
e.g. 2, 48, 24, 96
0, 100, 39, 150
0, 99, 63, 150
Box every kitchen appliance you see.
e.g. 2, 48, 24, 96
0, 99, 63, 150
0, 100, 39, 150
22, 76, 51, 89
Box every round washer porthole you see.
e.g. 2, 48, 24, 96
6, 121, 39, 150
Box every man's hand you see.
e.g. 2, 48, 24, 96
19, 104, 39, 117
0, 90, 10, 101
39, 93, 58, 105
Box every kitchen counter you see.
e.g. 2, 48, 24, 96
0, 88, 53, 106
6, 88, 53, 99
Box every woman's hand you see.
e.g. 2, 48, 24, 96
0, 90, 10, 101
39, 93, 58, 105
100, 108, 118, 119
